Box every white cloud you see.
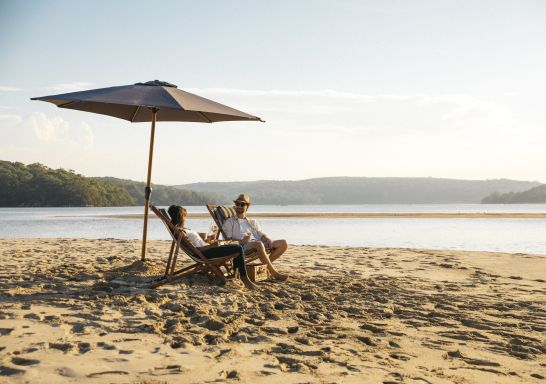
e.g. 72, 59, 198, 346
188, 87, 374, 102
51, 82, 93, 92
187, 88, 514, 137
0, 112, 96, 173
26, 112, 94, 149
415, 94, 515, 132
29, 112, 70, 142
0, 86, 22, 92
80, 121, 94, 147
0, 113, 23, 124
191, 88, 515, 141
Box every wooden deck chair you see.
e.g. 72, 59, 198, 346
207, 204, 236, 241
149, 204, 239, 288
206, 204, 270, 264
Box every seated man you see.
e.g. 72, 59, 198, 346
222, 194, 288, 281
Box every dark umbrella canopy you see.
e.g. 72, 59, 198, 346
32, 80, 263, 261
32, 80, 263, 123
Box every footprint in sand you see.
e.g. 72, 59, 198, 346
78, 342, 91, 354
86, 370, 129, 378
97, 342, 116, 350
56, 367, 79, 377
71, 323, 86, 334
287, 326, 299, 334
389, 352, 411, 361
446, 350, 501, 367
388, 341, 400, 348
219, 370, 239, 379
357, 336, 377, 346
152, 365, 184, 375
276, 356, 313, 373
360, 323, 386, 335
23, 313, 42, 321
0, 365, 26, 376
103, 357, 129, 363
259, 370, 276, 376
294, 336, 311, 345
204, 334, 223, 345
49, 342, 74, 352
11, 357, 40, 366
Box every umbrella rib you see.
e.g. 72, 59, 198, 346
58, 101, 79, 108
198, 112, 213, 123
130, 106, 141, 122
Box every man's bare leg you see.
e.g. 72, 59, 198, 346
268, 239, 288, 262
246, 241, 288, 281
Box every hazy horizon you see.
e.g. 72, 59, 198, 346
2, 1, 545, 184
4, 159, 543, 186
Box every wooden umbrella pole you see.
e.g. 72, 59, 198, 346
141, 109, 158, 261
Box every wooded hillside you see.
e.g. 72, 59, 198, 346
177, 177, 540, 204
0, 161, 223, 207
482, 184, 546, 203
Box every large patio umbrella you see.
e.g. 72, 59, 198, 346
32, 80, 263, 260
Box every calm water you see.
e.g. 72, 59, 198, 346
1, 205, 546, 255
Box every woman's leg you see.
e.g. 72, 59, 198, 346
202, 245, 247, 275
202, 245, 257, 289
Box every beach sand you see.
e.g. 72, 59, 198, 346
0, 238, 544, 383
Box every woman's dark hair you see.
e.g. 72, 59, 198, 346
168, 205, 186, 227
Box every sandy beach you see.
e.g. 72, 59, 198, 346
0, 238, 544, 383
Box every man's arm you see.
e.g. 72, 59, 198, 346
260, 235, 273, 249
251, 219, 272, 248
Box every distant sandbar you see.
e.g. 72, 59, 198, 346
99, 212, 546, 219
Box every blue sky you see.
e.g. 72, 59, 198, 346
1, 0, 545, 184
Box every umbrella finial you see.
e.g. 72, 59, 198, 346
136, 80, 178, 88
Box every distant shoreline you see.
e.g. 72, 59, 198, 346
97, 212, 546, 219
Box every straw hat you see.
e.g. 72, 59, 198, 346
233, 194, 251, 206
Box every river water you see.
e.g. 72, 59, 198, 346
1, 204, 545, 255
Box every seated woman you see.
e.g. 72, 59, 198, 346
167, 205, 257, 290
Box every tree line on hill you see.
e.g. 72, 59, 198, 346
481, 184, 546, 203
0, 161, 223, 207
2, 160, 544, 206
177, 177, 541, 204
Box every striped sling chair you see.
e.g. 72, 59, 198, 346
149, 204, 239, 288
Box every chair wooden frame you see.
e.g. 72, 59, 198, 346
150, 204, 239, 288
